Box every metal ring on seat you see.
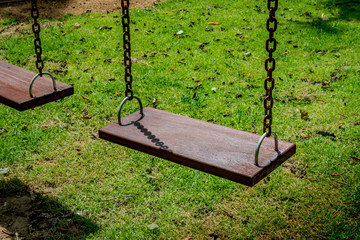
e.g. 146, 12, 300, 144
29, 72, 56, 98
117, 95, 144, 125
255, 131, 279, 166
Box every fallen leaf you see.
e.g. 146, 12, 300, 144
81, 115, 92, 120
331, 173, 345, 176
56, 227, 68, 232
82, 95, 91, 101
0, 167, 10, 175
73, 23, 81, 27
300, 110, 310, 120
315, 99, 328, 103
192, 92, 197, 99
199, 42, 209, 48
321, 14, 329, 20
147, 223, 159, 230
301, 135, 311, 139
351, 156, 360, 161
0, 127, 6, 135
208, 22, 221, 25
152, 98, 158, 107
99, 25, 112, 30
338, 113, 348, 118
336, 181, 350, 186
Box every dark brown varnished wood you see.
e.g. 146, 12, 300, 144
99, 107, 296, 186
0, 60, 74, 111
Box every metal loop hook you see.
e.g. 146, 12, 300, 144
255, 131, 279, 167
29, 72, 56, 98
118, 95, 144, 125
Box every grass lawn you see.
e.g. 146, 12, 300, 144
1, 0, 359, 239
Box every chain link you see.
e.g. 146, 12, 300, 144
31, 0, 44, 76
263, 0, 278, 137
121, 0, 133, 99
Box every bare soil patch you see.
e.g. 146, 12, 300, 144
0, 180, 97, 240
0, 0, 162, 20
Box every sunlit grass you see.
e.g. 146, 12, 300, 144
1, 0, 359, 238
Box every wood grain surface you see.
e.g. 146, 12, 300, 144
99, 107, 296, 186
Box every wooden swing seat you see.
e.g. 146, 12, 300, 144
99, 107, 296, 186
0, 60, 73, 111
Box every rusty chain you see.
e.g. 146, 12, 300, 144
263, 0, 278, 137
31, 0, 44, 76
121, 0, 133, 99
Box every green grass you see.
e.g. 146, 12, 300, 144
1, 0, 360, 239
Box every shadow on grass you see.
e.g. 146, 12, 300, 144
312, 0, 360, 32
0, 178, 99, 239
287, 0, 359, 34
328, 0, 360, 21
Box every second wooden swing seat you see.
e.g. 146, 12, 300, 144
0, 60, 73, 111
0, 0, 73, 111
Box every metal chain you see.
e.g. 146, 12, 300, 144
121, 0, 133, 99
31, 0, 44, 76
263, 0, 278, 137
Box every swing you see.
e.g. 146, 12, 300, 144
99, 0, 296, 186
0, 0, 73, 111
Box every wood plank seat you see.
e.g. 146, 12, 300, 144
99, 107, 296, 186
0, 60, 74, 111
